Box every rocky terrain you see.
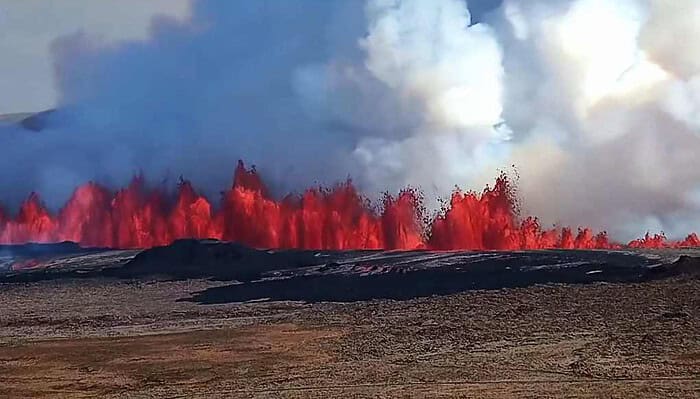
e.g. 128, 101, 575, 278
0, 241, 698, 398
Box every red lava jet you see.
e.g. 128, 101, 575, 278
0, 161, 697, 250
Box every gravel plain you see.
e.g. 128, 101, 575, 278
0, 273, 698, 398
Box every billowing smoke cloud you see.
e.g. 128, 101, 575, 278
494, 0, 700, 239
0, 0, 699, 241
302, 0, 508, 198
0, 1, 370, 207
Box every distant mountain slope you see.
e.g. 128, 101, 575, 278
0, 109, 54, 131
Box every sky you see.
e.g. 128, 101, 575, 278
0, 0, 191, 114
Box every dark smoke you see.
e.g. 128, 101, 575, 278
0, 1, 370, 208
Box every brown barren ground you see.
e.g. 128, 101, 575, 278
0, 275, 698, 398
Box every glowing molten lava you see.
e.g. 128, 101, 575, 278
0, 161, 696, 250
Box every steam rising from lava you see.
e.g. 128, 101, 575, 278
0, 0, 699, 243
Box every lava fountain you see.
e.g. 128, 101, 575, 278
0, 161, 696, 250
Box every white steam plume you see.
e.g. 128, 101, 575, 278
0, 0, 699, 241
495, 0, 700, 239
303, 0, 509, 198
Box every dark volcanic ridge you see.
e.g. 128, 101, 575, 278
0, 240, 698, 303
0, 109, 54, 131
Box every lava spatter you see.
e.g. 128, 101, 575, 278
0, 161, 695, 250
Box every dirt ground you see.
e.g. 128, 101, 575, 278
0, 275, 698, 398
